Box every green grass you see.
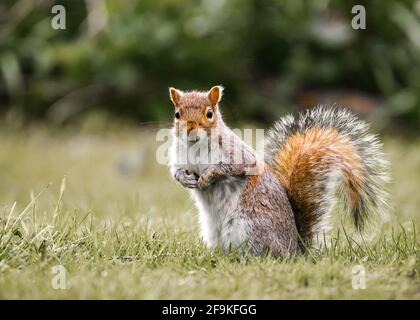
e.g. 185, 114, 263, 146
0, 124, 419, 299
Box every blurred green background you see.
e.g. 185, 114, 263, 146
1, 0, 420, 131
1, 0, 420, 299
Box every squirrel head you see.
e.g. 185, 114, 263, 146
169, 86, 223, 142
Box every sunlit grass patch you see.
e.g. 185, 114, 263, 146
0, 127, 419, 299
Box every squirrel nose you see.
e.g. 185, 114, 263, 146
187, 129, 200, 143
188, 135, 200, 143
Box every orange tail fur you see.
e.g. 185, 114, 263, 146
265, 106, 389, 246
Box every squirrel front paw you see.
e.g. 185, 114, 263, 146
174, 169, 199, 189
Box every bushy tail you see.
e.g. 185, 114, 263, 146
265, 106, 390, 247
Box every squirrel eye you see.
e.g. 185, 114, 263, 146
174, 111, 180, 119
206, 109, 213, 119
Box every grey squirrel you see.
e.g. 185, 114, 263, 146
168, 85, 389, 257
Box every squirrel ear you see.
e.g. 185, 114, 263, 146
208, 85, 224, 107
169, 87, 182, 107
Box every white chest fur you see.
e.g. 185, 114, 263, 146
170, 132, 252, 251
191, 176, 250, 250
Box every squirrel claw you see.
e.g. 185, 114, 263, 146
175, 169, 199, 189
197, 175, 213, 191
